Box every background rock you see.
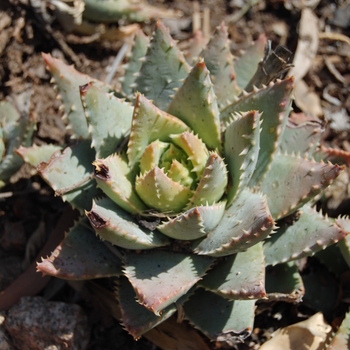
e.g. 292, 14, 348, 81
4, 296, 90, 350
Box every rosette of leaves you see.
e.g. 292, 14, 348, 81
21, 21, 350, 344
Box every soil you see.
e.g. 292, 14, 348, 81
0, 0, 350, 349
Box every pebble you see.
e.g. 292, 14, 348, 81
4, 296, 90, 350
0, 312, 14, 350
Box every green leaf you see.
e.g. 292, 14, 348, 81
200, 242, 266, 300
194, 188, 274, 257
224, 110, 261, 204
117, 277, 177, 339
167, 59, 221, 150
38, 141, 98, 212
184, 30, 207, 65
135, 20, 190, 110
186, 152, 228, 208
201, 22, 239, 109
171, 131, 209, 180
183, 288, 255, 343
221, 78, 294, 185
37, 218, 122, 279
337, 218, 350, 267
93, 153, 147, 214
121, 29, 149, 97
0, 100, 36, 182
264, 205, 348, 266
260, 153, 343, 219
135, 166, 193, 213
80, 83, 133, 158
265, 262, 304, 303
86, 197, 169, 249
278, 113, 323, 158
127, 93, 189, 167
234, 34, 267, 90
313, 145, 350, 166
42, 53, 110, 139
139, 140, 169, 174
123, 250, 213, 315
157, 201, 226, 240
16, 144, 62, 168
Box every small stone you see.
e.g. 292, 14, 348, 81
0, 312, 15, 350
4, 296, 90, 350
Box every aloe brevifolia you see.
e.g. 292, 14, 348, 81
18, 21, 350, 343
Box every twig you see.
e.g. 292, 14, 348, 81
192, 2, 201, 33
319, 32, 350, 47
105, 42, 130, 84
324, 56, 348, 85
226, 0, 262, 24
0, 188, 37, 199
203, 7, 210, 42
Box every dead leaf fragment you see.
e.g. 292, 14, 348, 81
289, 8, 319, 82
293, 79, 323, 117
260, 313, 332, 350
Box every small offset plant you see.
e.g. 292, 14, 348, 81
0, 100, 36, 188
19, 21, 350, 343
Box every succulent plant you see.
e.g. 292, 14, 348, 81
0, 99, 36, 188
50, 0, 180, 38
20, 21, 350, 344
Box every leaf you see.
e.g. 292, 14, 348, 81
260, 153, 343, 219
83, 0, 180, 23
127, 93, 189, 167
121, 29, 149, 97
186, 152, 228, 208
328, 310, 350, 349
183, 288, 255, 343
42, 53, 109, 139
264, 205, 348, 266
117, 277, 177, 339
93, 153, 147, 214
37, 218, 122, 279
80, 83, 133, 158
278, 113, 324, 157
170, 132, 209, 180
200, 242, 266, 300
234, 33, 267, 90
201, 22, 239, 108
135, 20, 190, 110
16, 144, 62, 168
0, 100, 36, 182
265, 262, 304, 303
167, 59, 221, 150
38, 141, 98, 212
123, 250, 213, 315
221, 78, 294, 185
289, 8, 319, 82
157, 201, 226, 240
224, 110, 261, 204
135, 166, 193, 213
86, 197, 169, 249
194, 188, 274, 257
259, 313, 331, 350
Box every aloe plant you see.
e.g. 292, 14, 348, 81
19, 21, 350, 344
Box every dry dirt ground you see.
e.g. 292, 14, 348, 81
0, 0, 350, 349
